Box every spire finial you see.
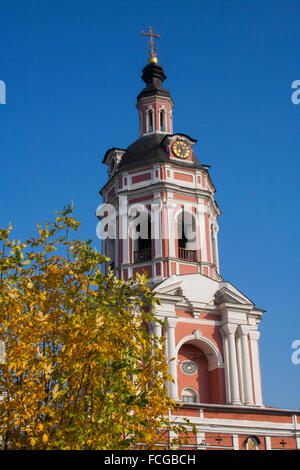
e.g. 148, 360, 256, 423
141, 26, 162, 64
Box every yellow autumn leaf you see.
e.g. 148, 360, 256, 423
52, 383, 59, 399
0, 207, 190, 450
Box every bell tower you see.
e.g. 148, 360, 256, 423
96, 31, 300, 450
100, 51, 221, 283
99, 41, 264, 410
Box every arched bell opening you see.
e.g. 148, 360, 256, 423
177, 343, 210, 404
176, 210, 198, 263
106, 238, 115, 272
146, 108, 154, 133
129, 206, 152, 264
176, 336, 226, 405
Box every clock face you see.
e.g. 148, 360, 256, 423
181, 360, 198, 375
172, 140, 191, 159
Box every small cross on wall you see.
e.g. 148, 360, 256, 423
280, 439, 287, 448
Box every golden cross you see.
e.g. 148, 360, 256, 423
141, 26, 162, 59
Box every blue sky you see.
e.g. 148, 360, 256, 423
0, 0, 300, 409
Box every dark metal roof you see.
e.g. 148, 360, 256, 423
117, 133, 208, 172
137, 62, 172, 102
102, 147, 126, 164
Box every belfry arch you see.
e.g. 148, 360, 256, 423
176, 334, 225, 404
176, 335, 223, 369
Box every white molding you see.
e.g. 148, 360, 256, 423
169, 414, 300, 436
175, 315, 221, 327
181, 386, 200, 404
175, 334, 223, 371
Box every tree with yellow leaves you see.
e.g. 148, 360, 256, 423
0, 205, 191, 450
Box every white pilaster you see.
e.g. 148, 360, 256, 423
197, 201, 208, 263
238, 325, 254, 405
265, 436, 272, 450
232, 434, 239, 450
220, 328, 231, 404
166, 317, 178, 400
236, 333, 245, 404
249, 330, 263, 406
222, 324, 241, 405
119, 196, 129, 264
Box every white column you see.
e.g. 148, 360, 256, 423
238, 325, 254, 405
220, 328, 231, 404
166, 317, 178, 400
236, 334, 245, 404
222, 324, 241, 405
213, 225, 220, 273
249, 330, 263, 406
150, 320, 162, 339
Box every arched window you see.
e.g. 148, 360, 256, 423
159, 108, 166, 131
137, 214, 151, 252
177, 211, 197, 262
147, 109, 154, 132
181, 387, 198, 404
131, 209, 152, 263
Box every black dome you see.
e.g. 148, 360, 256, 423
118, 133, 204, 172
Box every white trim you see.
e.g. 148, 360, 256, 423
232, 434, 239, 450
265, 435, 272, 449
221, 328, 231, 404
245, 436, 259, 450
176, 334, 223, 371
169, 414, 300, 436
249, 330, 263, 406
145, 105, 154, 133
181, 386, 199, 404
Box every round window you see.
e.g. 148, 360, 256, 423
181, 360, 198, 375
